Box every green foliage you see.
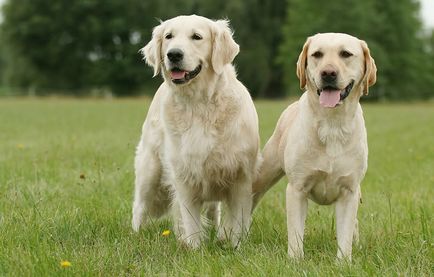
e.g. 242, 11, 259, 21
1, 0, 158, 95
369, 0, 433, 99
0, 0, 433, 98
0, 99, 433, 274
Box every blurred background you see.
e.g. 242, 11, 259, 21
0, 0, 433, 100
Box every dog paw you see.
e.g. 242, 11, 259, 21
179, 236, 201, 249
336, 252, 352, 263
131, 211, 144, 232
217, 228, 243, 249
132, 202, 147, 232
131, 217, 141, 232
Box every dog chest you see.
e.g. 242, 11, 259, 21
287, 146, 366, 205
163, 116, 248, 198
168, 137, 247, 201
304, 169, 356, 205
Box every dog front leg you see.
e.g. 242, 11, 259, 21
175, 191, 202, 248
203, 202, 221, 229
335, 186, 360, 260
286, 183, 308, 259
220, 181, 252, 248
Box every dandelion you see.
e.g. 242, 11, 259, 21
16, 144, 25, 149
162, 230, 171, 237
60, 260, 71, 268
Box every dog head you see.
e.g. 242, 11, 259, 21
297, 33, 376, 108
141, 15, 239, 86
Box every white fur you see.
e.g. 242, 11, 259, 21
132, 15, 260, 248
253, 33, 377, 260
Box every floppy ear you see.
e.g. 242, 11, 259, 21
211, 20, 240, 75
140, 23, 163, 77
296, 37, 311, 90
360, 40, 377, 95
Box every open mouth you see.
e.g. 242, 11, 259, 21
169, 64, 202, 85
316, 80, 355, 108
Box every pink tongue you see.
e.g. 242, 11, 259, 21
171, 71, 186, 79
319, 90, 341, 108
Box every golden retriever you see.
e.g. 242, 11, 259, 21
132, 15, 261, 248
252, 33, 377, 260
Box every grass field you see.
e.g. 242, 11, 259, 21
0, 98, 433, 275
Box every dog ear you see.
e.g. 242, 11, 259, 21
360, 40, 377, 95
140, 23, 164, 77
211, 20, 240, 75
296, 37, 311, 90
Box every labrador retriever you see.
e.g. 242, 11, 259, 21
132, 15, 261, 248
252, 33, 377, 260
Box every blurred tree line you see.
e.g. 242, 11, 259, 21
0, 0, 433, 99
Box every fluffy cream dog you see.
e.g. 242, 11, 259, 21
253, 33, 377, 260
132, 15, 260, 248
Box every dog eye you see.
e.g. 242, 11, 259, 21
340, 50, 353, 58
192, 33, 202, 40
165, 33, 173, 40
311, 51, 323, 58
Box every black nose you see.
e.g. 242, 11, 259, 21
167, 48, 184, 63
321, 69, 337, 84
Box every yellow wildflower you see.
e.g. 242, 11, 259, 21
162, 230, 171, 237
16, 144, 25, 149
60, 260, 71, 268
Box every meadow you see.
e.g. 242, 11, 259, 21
0, 98, 432, 275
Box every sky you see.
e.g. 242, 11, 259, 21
0, 0, 433, 28
420, 0, 434, 28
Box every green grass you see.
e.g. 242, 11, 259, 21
0, 98, 433, 275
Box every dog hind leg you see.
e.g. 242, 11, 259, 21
132, 144, 169, 232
